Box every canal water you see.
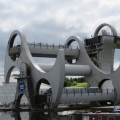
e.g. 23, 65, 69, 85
0, 110, 80, 120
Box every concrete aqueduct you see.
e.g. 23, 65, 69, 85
4, 23, 120, 109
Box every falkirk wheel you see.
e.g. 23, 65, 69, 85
4, 23, 120, 109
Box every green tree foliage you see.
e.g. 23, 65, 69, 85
77, 77, 85, 83
64, 77, 86, 87
12, 74, 20, 76
71, 81, 77, 86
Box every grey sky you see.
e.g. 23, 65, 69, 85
0, 0, 120, 74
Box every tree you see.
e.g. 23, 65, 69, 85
71, 81, 77, 86
64, 77, 72, 87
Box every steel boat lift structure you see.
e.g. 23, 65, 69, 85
4, 23, 120, 109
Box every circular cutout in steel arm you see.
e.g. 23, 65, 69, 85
94, 23, 117, 37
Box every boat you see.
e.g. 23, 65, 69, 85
74, 112, 120, 120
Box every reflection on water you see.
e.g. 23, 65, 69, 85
0, 111, 80, 120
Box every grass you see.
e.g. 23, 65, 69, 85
66, 82, 88, 88
75, 82, 88, 87
74, 109, 85, 114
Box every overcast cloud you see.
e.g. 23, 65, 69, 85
0, 0, 120, 74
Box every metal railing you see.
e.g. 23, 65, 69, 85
28, 42, 79, 50
39, 88, 115, 96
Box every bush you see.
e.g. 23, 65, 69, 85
72, 81, 77, 86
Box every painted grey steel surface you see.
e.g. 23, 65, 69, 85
98, 36, 115, 73
39, 64, 91, 76
4, 23, 120, 109
4, 30, 67, 109
28, 43, 79, 59
60, 91, 115, 103
94, 23, 117, 37
0, 76, 115, 105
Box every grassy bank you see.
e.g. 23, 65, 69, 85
76, 82, 87, 87
66, 82, 88, 88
